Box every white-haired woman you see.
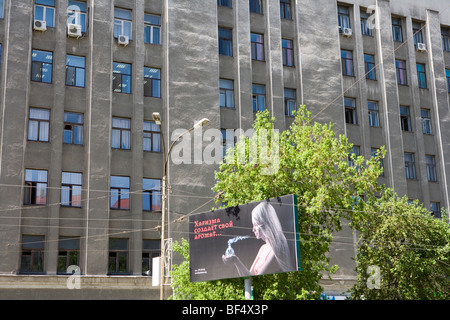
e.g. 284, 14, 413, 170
222, 202, 294, 277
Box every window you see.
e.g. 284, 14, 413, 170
144, 67, 161, 98
421, 109, 432, 135
416, 63, 427, 89
24, 169, 48, 205
392, 17, 403, 42
64, 112, 84, 145
112, 117, 131, 150
28, 108, 50, 142
113, 62, 132, 94
400, 106, 412, 132
337, 5, 351, 32
348, 146, 360, 167
57, 237, 80, 274
446, 69, 450, 92
34, 0, 55, 28
110, 176, 130, 210
280, 0, 292, 20
114, 8, 132, 40
430, 202, 441, 219
218, 0, 232, 7
31, 50, 53, 83
61, 172, 82, 207
252, 84, 266, 112
144, 13, 161, 45
221, 129, 236, 159
413, 22, 424, 46
404, 152, 416, 180
20, 235, 45, 274
143, 120, 161, 152
67, 0, 87, 33
251, 33, 265, 61
142, 240, 160, 275
284, 88, 297, 116
66, 55, 86, 87
426, 155, 437, 182
396, 59, 407, 85
371, 148, 384, 176
0, 0, 4, 19
108, 238, 129, 274
341, 50, 354, 76
143, 178, 161, 212
282, 39, 294, 67
220, 79, 234, 108
368, 101, 380, 127
218, 27, 233, 56
360, 11, 373, 36
250, 0, 263, 14
364, 54, 376, 80
442, 27, 450, 52
344, 97, 357, 125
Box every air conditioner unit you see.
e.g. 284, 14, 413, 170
342, 27, 353, 37
118, 35, 129, 46
416, 42, 427, 52
33, 20, 47, 31
67, 24, 82, 38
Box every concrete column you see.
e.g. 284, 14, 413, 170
375, 0, 407, 194
84, 0, 113, 275
0, 0, 33, 274
426, 9, 450, 210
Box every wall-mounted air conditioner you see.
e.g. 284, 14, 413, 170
67, 24, 82, 38
342, 27, 353, 37
416, 43, 427, 52
118, 35, 129, 46
34, 20, 47, 31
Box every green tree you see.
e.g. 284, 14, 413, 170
171, 107, 385, 299
350, 190, 450, 300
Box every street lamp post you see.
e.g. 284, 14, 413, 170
152, 112, 209, 300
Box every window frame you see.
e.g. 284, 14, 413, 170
63, 112, 84, 145
396, 59, 408, 85
143, 120, 161, 153
421, 109, 432, 135
219, 78, 235, 109
404, 152, 417, 180
364, 53, 376, 80
251, 32, 265, 61
31, 49, 53, 84
111, 117, 131, 150
252, 84, 266, 112
108, 238, 129, 274
20, 235, 45, 274
110, 176, 131, 210
280, 0, 292, 20
66, 54, 86, 88
426, 155, 438, 182
344, 97, 357, 125
34, 0, 55, 28
442, 27, 450, 52
392, 17, 403, 42
144, 66, 161, 98
360, 11, 373, 37
114, 7, 133, 40
368, 101, 380, 127
142, 178, 162, 212
284, 88, 297, 117
61, 172, 83, 208
416, 63, 427, 89
144, 13, 161, 45
218, 27, 233, 57
400, 106, 412, 132
24, 169, 48, 206
28, 108, 50, 142
57, 237, 80, 274
113, 62, 132, 94
67, 0, 87, 33
282, 38, 294, 67
341, 49, 354, 77
249, 0, 263, 14
337, 5, 351, 32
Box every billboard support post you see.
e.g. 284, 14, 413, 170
244, 277, 253, 300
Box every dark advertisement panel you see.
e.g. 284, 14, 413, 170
189, 195, 301, 282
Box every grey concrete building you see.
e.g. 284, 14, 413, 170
0, 0, 448, 299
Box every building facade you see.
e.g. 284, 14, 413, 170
0, 0, 449, 299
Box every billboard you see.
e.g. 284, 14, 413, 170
189, 195, 301, 282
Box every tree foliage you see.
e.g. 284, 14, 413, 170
350, 190, 450, 300
169, 107, 449, 300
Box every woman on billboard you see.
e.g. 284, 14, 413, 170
222, 201, 295, 277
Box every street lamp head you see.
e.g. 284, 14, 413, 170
152, 112, 162, 125
193, 118, 210, 128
